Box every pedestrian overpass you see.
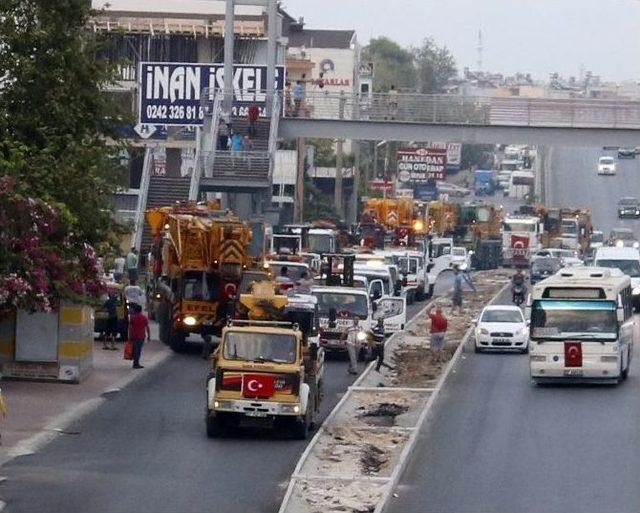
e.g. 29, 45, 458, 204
279, 92, 640, 147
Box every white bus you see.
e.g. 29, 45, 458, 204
528, 267, 635, 384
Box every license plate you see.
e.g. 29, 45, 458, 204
245, 411, 268, 418
493, 338, 510, 343
564, 369, 583, 377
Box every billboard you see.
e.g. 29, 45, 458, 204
138, 62, 285, 126
396, 147, 447, 182
423, 142, 461, 171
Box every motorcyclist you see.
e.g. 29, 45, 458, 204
511, 269, 526, 303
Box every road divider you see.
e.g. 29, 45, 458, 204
278, 271, 511, 513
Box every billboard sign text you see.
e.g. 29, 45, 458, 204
138, 62, 285, 126
397, 147, 447, 182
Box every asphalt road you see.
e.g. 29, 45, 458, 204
549, 147, 640, 236
0, 274, 453, 513
389, 284, 640, 513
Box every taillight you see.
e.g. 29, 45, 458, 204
318, 327, 325, 338
564, 342, 582, 367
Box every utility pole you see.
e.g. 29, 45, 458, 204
350, 140, 360, 224
223, 0, 235, 113
294, 138, 306, 223
265, 0, 277, 116
334, 92, 346, 219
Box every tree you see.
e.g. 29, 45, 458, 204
0, 177, 104, 312
461, 144, 495, 170
302, 177, 339, 224
0, 0, 126, 310
362, 37, 416, 92
413, 38, 457, 94
0, 0, 127, 248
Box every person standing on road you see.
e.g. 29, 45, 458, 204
113, 255, 125, 284
372, 317, 394, 372
247, 102, 260, 137
342, 316, 361, 375
129, 303, 150, 369
451, 266, 475, 315
428, 304, 448, 363
103, 291, 118, 351
126, 247, 139, 283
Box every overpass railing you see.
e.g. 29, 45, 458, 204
285, 91, 640, 129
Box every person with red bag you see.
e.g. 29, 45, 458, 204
128, 303, 150, 369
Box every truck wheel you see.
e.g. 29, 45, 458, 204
292, 413, 310, 440
206, 412, 224, 438
169, 326, 186, 352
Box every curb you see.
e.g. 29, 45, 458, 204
0, 346, 172, 467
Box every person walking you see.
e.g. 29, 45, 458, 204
451, 266, 475, 315
230, 130, 245, 167
372, 317, 394, 372
247, 102, 260, 137
428, 304, 448, 363
128, 303, 150, 369
113, 255, 125, 284
126, 247, 139, 283
103, 291, 118, 350
217, 118, 229, 150
342, 316, 361, 375
293, 80, 305, 117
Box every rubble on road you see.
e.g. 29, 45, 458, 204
279, 270, 510, 513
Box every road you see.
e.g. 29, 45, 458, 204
549, 147, 640, 236
389, 286, 640, 513
0, 275, 453, 513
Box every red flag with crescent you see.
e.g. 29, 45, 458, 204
242, 373, 276, 398
564, 342, 582, 368
510, 235, 530, 260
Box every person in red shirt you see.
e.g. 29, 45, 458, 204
428, 304, 448, 363
247, 103, 260, 138
128, 303, 150, 369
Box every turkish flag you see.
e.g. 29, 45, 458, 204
511, 235, 530, 260
242, 373, 276, 398
564, 342, 583, 368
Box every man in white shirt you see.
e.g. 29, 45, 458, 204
113, 255, 125, 283
124, 279, 146, 310
342, 316, 361, 375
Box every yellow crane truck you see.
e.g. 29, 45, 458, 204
205, 283, 324, 439
146, 202, 253, 352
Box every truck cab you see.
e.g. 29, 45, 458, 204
426, 237, 454, 297
391, 250, 428, 302
206, 294, 323, 439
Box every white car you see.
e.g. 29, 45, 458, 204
533, 248, 583, 267
451, 246, 472, 271
597, 156, 616, 175
474, 305, 529, 353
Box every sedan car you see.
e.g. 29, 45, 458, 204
618, 197, 640, 219
597, 156, 616, 175
609, 228, 639, 248
618, 147, 636, 159
474, 305, 529, 353
533, 248, 583, 267
530, 257, 561, 284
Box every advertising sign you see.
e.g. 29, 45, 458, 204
423, 142, 461, 171
397, 147, 447, 182
138, 62, 285, 126
395, 188, 414, 199
414, 183, 439, 201
369, 180, 394, 192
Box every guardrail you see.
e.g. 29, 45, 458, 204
284, 91, 640, 129
200, 150, 271, 180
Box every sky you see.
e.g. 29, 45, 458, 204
282, 0, 640, 82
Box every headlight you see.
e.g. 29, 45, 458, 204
281, 404, 301, 414
480, 328, 489, 335
634, 242, 639, 249
356, 331, 367, 341
616, 240, 624, 248
155, 293, 161, 299
214, 400, 232, 409
183, 315, 197, 326
521, 326, 529, 336
633, 287, 640, 296
459, 263, 468, 271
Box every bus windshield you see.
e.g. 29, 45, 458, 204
530, 300, 617, 340
595, 259, 640, 278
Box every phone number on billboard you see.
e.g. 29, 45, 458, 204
145, 105, 204, 121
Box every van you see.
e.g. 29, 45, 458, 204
594, 246, 640, 309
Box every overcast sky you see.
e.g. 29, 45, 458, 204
282, 0, 640, 82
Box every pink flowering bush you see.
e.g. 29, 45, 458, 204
0, 176, 104, 312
